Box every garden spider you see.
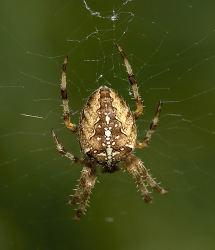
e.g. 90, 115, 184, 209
52, 44, 168, 220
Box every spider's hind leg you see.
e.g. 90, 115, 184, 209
61, 55, 78, 133
136, 101, 162, 149
116, 44, 143, 120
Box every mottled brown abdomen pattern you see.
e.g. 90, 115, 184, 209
79, 86, 136, 168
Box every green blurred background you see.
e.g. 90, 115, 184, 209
0, 0, 215, 249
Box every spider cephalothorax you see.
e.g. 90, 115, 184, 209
52, 44, 168, 220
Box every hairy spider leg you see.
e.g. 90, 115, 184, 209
136, 101, 162, 149
68, 166, 91, 206
116, 43, 143, 120
51, 129, 84, 164
132, 154, 168, 194
123, 154, 168, 202
74, 167, 97, 220
123, 154, 152, 202
61, 55, 78, 133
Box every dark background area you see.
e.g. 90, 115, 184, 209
0, 0, 215, 249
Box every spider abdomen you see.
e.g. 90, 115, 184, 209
79, 86, 137, 167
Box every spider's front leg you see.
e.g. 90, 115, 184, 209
74, 171, 97, 220
136, 156, 168, 195
123, 154, 152, 202
116, 44, 143, 120
61, 55, 78, 133
70, 163, 97, 220
68, 166, 91, 206
123, 154, 168, 202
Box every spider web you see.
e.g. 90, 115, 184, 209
0, 0, 215, 249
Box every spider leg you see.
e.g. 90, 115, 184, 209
61, 55, 78, 133
74, 169, 97, 220
123, 154, 152, 202
68, 166, 91, 205
51, 129, 83, 164
123, 154, 167, 202
116, 44, 143, 120
137, 159, 168, 194
136, 101, 162, 149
